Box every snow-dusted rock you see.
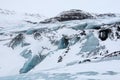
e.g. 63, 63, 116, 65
0, 9, 120, 80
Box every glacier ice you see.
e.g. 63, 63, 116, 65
19, 54, 47, 73
0, 9, 120, 80
20, 48, 32, 59
80, 32, 99, 52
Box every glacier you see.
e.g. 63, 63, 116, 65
0, 9, 120, 80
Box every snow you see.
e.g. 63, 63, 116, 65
0, 60, 120, 80
0, 9, 120, 80
0, 44, 26, 77
100, 38, 120, 53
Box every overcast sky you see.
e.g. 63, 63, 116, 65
0, 0, 120, 17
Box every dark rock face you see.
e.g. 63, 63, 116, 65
40, 9, 119, 24
33, 32, 41, 40
99, 29, 111, 41
115, 32, 120, 39
57, 56, 63, 63
103, 51, 120, 59
40, 9, 93, 23
79, 59, 91, 64
8, 33, 25, 49
55, 9, 93, 21
117, 26, 120, 31
25, 20, 37, 24
97, 13, 117, 18
58, 35, 69, 49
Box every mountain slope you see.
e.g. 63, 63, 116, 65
0, 9, 120, 80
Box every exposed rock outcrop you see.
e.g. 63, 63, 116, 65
40, 9, 93, 23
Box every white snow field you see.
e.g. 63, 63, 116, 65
0, 9, 120, 80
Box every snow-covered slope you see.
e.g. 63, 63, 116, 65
0, 9, 120, 80
40, 9, 120, 23
0, 8, 46, 33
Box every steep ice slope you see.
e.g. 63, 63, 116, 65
0, 9, 120, 80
